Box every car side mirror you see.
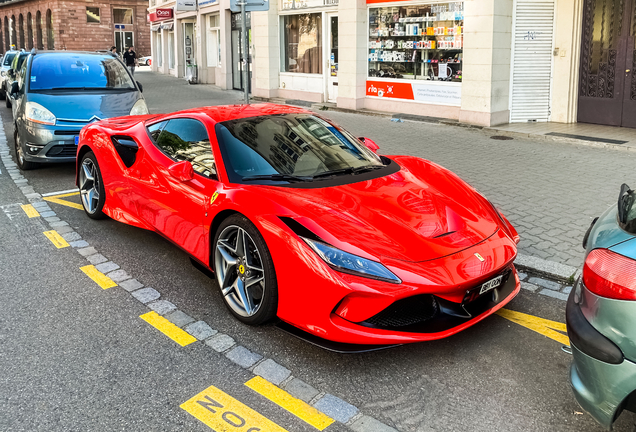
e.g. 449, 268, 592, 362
10, 81, 19, 96
168, 160, 194, 182
359, 137, 380, 153
136, 81, 143, 93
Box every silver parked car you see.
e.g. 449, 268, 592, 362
0, 49, 19, 100
9, 50, 148, 170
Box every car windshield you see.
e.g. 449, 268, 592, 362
3, 52, 16, 66
29, 54, 135, 91
215, 114, 385, 183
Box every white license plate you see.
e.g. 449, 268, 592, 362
479, 275, 504, 295
74, 136, 79, 145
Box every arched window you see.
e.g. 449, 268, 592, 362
11, 15, 16, 49
18, 14, 24, 49
36, 11, 43, 50
46, 9, 53, 50
27, 13, 33, 50
4, 17, 9, 52
0, 21, 4, 55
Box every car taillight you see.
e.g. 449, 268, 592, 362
583, 249, 636, 300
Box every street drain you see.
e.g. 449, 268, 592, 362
490, 135, 514, 140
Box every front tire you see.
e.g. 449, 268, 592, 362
14, 130, 37, 170
79, 151, 106, 219
213, 214, 278, 325
5, 94, 11, 108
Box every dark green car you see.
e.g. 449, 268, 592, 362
567, 184, 636, 429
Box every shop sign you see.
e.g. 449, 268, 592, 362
177, 0, 197, 11
366, 80, 461, 106
281, 0, 338, 10
198, 0, 218, 7
148, 8, 174, 22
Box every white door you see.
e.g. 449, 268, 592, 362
327, 14, 338, 102
509, 0, 555, 122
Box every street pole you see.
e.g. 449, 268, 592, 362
241, 2, 249, 105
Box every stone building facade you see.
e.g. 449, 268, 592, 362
0, 0, 150, 57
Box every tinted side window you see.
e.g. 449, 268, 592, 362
17, 59, 27, 89
155, 118, 217, 179
147, 120, 167, 142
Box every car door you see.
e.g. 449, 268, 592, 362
12, 57, 27, 119
130, 117, 218, 262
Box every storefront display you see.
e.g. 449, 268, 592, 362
368, 2, 463, 82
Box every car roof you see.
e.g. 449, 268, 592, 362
158, 103, 312, 124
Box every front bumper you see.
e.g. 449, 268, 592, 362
567, 284, 636, 429
20, 122, 84, 164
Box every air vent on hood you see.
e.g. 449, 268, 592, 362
278, 217, 322, 242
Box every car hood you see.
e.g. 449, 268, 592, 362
263, 155, 501, 263
28, 91, 139, 121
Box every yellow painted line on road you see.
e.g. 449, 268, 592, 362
245, 376, 334, 430
21, 204, 40, 218
139, 311, 197, 347
43, 192, 84, 211
497, 308, 569, 345
80, 265, 117, 289
181, 384, 289, 432
43, 230, 70, 248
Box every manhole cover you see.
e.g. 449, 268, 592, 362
490, 135, 514, 140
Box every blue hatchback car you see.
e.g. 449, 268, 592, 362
567, 184, 636, 429
9, 50, 148, 170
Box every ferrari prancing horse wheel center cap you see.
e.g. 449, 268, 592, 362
239, 264, 245, 275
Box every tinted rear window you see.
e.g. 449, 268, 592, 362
29, 54, 135, 90
3, 52, 16, 66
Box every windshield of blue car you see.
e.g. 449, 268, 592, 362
29, 54, 136, 91
3, 52, 16, 66
215, 114, 385, 183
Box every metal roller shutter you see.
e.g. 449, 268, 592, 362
509, 0, 555, 122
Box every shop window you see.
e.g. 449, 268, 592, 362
113, 8, 134, 25
281, 13, 322, 74
368, 2, 463, 82
207, 14, 221, 67
168, 31, 175, 69
86, 7, 100, 24
156, 32, 163, 67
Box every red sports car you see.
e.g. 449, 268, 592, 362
75, 104, 521, 349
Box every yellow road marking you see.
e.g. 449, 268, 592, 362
80, 265, 117, 289
21, 204, 40, 218
245, 376, 334, 430
497, 308, 569, 345
43, 192, 84, 211
181, 384, 289, 432
43, 230, 70, 248
139, 311, 197, 347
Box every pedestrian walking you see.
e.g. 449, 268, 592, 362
123, 46, 137, 76
110, 46, 119, 58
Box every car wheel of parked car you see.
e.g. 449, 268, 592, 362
0, 89, 5, 101
79, 151, 107, 219
5, 94, 11, 108
213, 214, 278, 326
14, 131, 37, 170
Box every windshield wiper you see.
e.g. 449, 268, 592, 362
241, 174, 313, 183
46, 87, 133, 91
311, 165, 384, 179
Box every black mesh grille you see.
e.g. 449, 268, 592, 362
54, 130, 81, 136
364, 294, 439, 328
46, 145, 77, 157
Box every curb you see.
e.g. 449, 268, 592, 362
253, 96, 636, 152
514, 254, 578, 284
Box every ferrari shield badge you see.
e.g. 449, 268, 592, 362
474, 253, 485, 262
210, 192, 219, 204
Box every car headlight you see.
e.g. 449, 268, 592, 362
301, 237, 401, 284
130, 99, 149, 115
25, 101, 56, 125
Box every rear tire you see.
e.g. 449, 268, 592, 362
5, 94, 11, 108
213, 214, 278, 326
79, 151, 107, 219
14, 130, 38, 170
0, 89, 6, 100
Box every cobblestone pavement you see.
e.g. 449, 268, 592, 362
137, 69, 636, 268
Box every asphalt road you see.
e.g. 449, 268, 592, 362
1, 68, 634, 432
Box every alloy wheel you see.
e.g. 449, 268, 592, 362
79, 158, 100, 214
215, 225, 266, 318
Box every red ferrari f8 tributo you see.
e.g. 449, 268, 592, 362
75, 104, 521, 349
